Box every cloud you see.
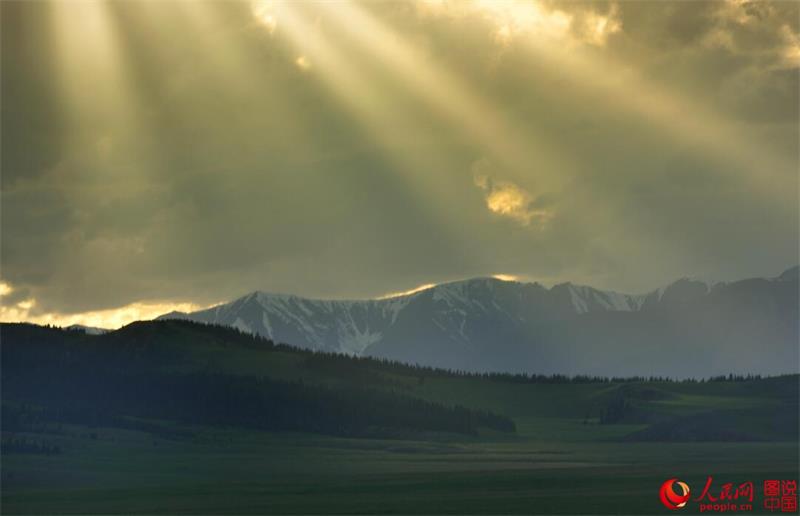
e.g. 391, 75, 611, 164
704, 0, 800, 69
0, 283, 208, 329
252, 1, 278, 34
576, 4, 622, 47
473, 160, 553, 227
0, 0, 796, 323
415, 0, 621, 48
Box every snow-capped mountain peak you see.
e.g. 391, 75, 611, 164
156, 268, 797, 377
158, 276, 654, 355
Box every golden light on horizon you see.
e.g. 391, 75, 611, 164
0, 297, 210, 330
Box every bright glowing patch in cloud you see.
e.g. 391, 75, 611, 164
495, 24, 513, 46
580, 5, 621, 47
16, 299, 34, 310
781, 25, 800, 68
474, 165, 552, 227
295, 55, 311, 71
418, 0, 622, 47
252, 0, 278, 34
472, 0, 571, 41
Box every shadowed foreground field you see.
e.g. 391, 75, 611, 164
2, 321, 798, 514
3, 429, 798, 514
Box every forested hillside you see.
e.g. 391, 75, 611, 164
2, 320, 797, 444
1, 322, 514, 438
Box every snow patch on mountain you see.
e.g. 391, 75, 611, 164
159, 277, 655, 355
157, 270, 795, 359
232, 317, 252, 334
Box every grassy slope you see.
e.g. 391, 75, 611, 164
101, 321, 799, 437
2, 321, 798, 514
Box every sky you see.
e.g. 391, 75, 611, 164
1, 0, 798, 328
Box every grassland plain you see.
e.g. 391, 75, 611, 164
3, 426, 797, 514
1, 322, 798, 514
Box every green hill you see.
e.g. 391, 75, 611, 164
2, 320, 797, 442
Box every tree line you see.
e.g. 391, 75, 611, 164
2, 321, 779, 384
3, 366, 515, 438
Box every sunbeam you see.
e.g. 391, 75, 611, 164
4, 0, 797, 336
47, 1, 158, 151
449, 0, 796, 204
316, 0, 575, 192
522, 35, 795, 204
265, 0, 499, 266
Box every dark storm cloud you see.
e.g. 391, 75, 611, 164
1, 0, 797, 321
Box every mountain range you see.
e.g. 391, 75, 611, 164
158, 266, 799, 378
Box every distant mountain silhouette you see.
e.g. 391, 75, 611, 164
65, 324, 108, 335
159, 268, 799, 377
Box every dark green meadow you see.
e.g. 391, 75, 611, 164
4, 426, 797, 514
2, 321, 798, 514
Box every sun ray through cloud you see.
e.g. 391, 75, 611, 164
264, 0, 499, 262
520, 37, 795, 204
315, 0, 576, 192
438, 0, 797, 205
3, 0, 796, 329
